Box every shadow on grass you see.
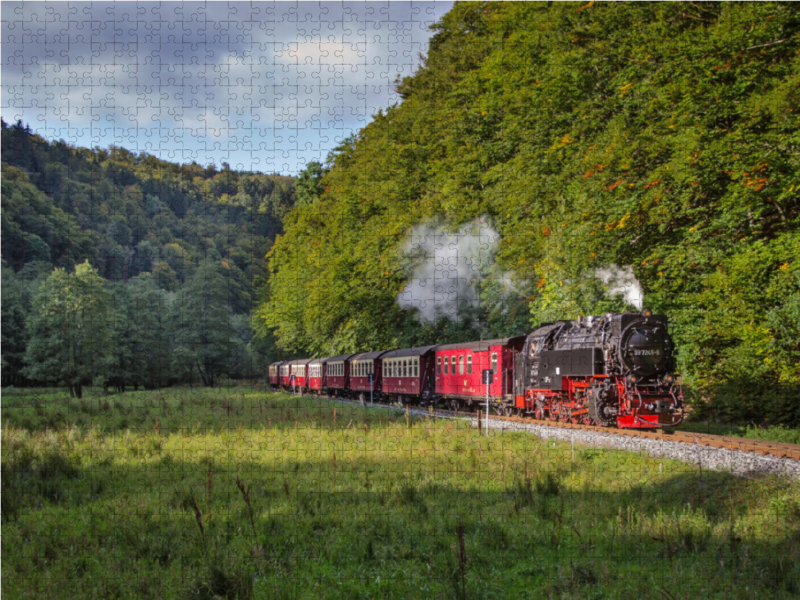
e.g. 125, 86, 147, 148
3, 431, 800, 600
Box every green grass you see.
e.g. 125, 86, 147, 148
2, 387, 800, 599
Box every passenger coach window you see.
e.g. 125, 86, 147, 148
414, 360, 418, 378
444, 356, 449, 375
458, 355, 464, 375
437, 357, 441, 374
467, 355, 472, 375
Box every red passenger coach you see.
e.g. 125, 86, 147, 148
434, 337, 525, 412
323, 354, 354, 397
279, 363, 292, 389
307, 358, 324, 394
381, 345, 438, 404
268, 361, 284, 390
288, 358, 313, 393
348, 350, 390, 402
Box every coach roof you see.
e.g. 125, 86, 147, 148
287, 358, 315, 366
322, 354, 355, 363
350, 349, 392, 361
435, 336, 525, 352
381, 345, 438, 359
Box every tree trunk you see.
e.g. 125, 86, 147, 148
75, 384, 83, 399
69, 385, 75, 398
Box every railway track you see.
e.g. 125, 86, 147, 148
288, 390, 800, 462
487, 412, 800, 461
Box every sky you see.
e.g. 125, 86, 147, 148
1, 1, 453, 175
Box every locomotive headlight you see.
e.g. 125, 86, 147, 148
642, 308, 653, 317
666, 375, 674, 383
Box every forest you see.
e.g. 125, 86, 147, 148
259, 2, 800, 426
1, 119, 297, 396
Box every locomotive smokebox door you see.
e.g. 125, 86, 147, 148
482, 369, 493, 385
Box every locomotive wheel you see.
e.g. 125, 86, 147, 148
582, 414, 594, 426
534, 405, 546, 420
587, 384, 616, 427
549, 405, 560, 422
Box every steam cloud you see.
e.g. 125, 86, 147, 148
397, 218, 500, 323
396, 217, 644, 322
595, 265, 644, 310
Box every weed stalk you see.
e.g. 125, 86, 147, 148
236, 477, 257, 538
457, 517, 467, 599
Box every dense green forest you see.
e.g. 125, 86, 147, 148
258, 2, 800, 425
1, 119, 296, 394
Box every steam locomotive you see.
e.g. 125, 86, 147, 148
269, 310, 684, 429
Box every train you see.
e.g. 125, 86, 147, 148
268, 310, 684, 429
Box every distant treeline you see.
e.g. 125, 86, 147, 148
1, 120, 296, 393
259, 3, 800, 426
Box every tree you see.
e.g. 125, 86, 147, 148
23, 261, 113, 397
294, 161, 327, 207
171, 260, 238, 387
107, 274, 173, 391
1, 263, 30, 385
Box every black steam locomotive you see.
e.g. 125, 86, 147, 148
513, 310, 683, 428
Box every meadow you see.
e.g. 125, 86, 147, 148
2, 387, 799, 599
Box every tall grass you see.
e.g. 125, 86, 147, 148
1, 387, 799, 599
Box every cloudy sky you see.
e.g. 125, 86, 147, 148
2, 1, 453, 174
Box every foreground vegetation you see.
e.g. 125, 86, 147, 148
2, 387, 799, 599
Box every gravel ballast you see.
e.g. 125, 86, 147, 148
471, 415, 800, 480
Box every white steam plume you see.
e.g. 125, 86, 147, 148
397, 217, 500, 323
595, 265, 643, 310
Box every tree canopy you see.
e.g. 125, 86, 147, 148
259, 2, 800, 425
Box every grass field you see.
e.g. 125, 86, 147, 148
2, 387, 799, 599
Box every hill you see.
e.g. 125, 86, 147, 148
1, 120, 297, 388
258, 2, 800, 425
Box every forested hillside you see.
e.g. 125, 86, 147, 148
259, 2, 800, 425
1, 120, 296, 393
